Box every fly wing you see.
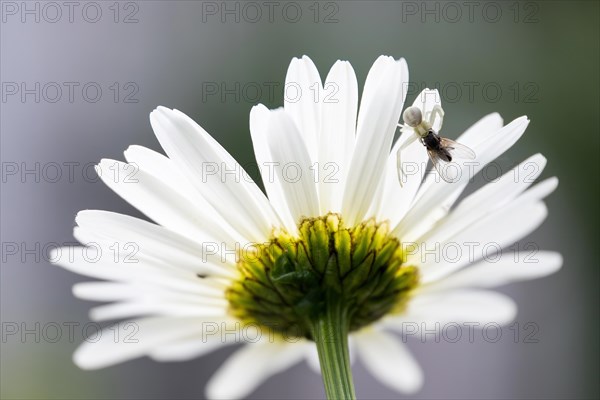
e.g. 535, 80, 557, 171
427, 149, 459, 183
440, 138, 476, 160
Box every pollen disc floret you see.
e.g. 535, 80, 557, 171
226, 214, 419, 339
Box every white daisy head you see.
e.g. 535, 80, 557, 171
52, 55, 562, 399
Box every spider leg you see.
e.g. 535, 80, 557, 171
396, 134, 419, 187
430, 104, 445, 130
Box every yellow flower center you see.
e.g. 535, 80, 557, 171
226, 213, 419, 340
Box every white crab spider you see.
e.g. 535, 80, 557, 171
396, 104, 475, 185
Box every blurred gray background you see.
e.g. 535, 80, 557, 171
1, 1, 598, 399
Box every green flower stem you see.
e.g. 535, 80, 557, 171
311, 293, 356, 400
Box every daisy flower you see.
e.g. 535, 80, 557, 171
52, 55, 562, 399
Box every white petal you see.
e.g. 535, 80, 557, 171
374, 129, 429, 225
413, 175, 557, 283
73, 282, 146, 301
150, 107, 279, 242
262, 108, 320, 221
74, 210, 236, 278
123, 146, 244, 242
343, 56, 409, 225
88, 299, 227, 321
123, 145, 207, 206
428, 177, 558, 250
73, 317, 214, 369
354, 328, 423, 394
51, 244, 230, 302
417, 156, 553, 245
508, 176, 559, 204
318, 60, 358, 214
412, 88, 443, 131
149, 334, 235, 362
415, 201, 548, 283
395, 115, 528, 241
429, 114, 524, 212
249, 104, 297, 233
73, 281, 225, 302
95, 159, 239, 246
284, 55, 322, 162
459, 112, 505, 144
421, 251, 563, 292
205, 340, 305, 399
384, 290, 517, 328
78, 282, 227, 315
